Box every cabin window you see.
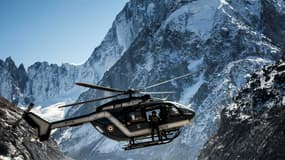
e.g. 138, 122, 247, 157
128, 112, 145, 122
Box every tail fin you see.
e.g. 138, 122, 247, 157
23, 112, 51, 141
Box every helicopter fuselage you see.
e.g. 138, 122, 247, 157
23, 74, 197, 150
92, 96, 195, 141
24, 95, 195, 143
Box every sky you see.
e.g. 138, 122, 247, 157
0, 0, 128, 67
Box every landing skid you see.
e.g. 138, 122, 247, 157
123, 129, 180, 150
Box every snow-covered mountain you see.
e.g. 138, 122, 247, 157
199, 55, 285, 160
1, 0, 285, 160
0, 0, 171, 107
0, 0, 137, 106
56, 0, 284, 160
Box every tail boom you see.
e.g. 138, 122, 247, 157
24, 112, 51, 141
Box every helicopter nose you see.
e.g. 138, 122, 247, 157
184, 111, 195, 120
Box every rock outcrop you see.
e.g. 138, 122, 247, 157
199, 56, 285, 160
0, 97, 69, 160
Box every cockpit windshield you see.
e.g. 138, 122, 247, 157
166, 102, 194, 114
168, 102, 192, 110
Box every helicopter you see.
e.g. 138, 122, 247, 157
23, 73, 196, 150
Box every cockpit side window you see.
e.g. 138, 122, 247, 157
169, 107, 179, 116
146, 109, 160, 121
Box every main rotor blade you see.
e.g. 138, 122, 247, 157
144, 72, 194, 90
140, 91, 176, 95
76, 82, 125, 93
58, 94, 122, 108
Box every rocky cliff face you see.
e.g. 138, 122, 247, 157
0, 96, 69, 160
4, 49, 121, 107
58, 0, 285, 160
199, 56, 285, 160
